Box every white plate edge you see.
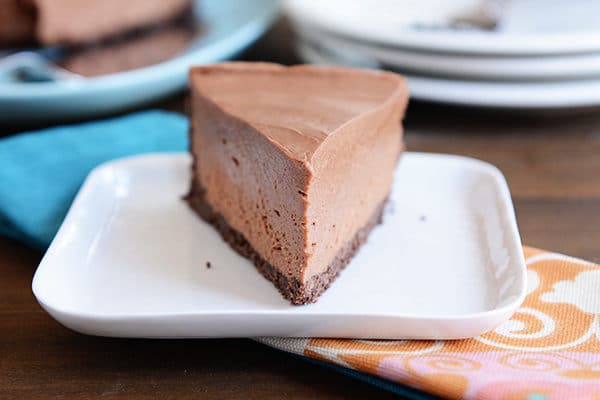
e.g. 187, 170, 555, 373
284, 0, 600, 56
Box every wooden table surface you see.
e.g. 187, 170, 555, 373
1, 19, 599, 399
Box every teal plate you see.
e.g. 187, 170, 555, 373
0, 0, 279, 124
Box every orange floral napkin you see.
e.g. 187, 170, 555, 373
259, 247, 600, 399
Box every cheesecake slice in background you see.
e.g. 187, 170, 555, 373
187, 62, 408, 305
34, 0, 191, 45
0, 0, 191, 46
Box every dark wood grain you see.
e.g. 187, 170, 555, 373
2, 17, 600, 400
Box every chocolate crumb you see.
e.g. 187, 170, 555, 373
273, 246, 282, 251
206, 261, 211, 269
231, 157, 239, 166
298, 190, 307, 197
274, 209, 280, 217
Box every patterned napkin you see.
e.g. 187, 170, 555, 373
260, 247, 600, 399
2, 112, 599, 399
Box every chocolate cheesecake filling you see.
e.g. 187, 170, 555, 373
187, 181, 389, 305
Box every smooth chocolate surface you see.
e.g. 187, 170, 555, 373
188, 62, 408, 303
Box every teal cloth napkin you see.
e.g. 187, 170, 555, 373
0, 110, 188, 249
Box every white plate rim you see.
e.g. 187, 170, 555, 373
293, 22, 600, 81
297, 41, 600, 109
284, 0, 600, 56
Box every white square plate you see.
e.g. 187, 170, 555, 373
32, 153, 526, 339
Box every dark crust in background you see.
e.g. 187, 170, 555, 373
185, 178, 388, 305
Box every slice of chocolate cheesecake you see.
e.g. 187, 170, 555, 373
187, 62, 408, 305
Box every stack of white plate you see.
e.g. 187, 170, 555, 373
285, 0, 600, 109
